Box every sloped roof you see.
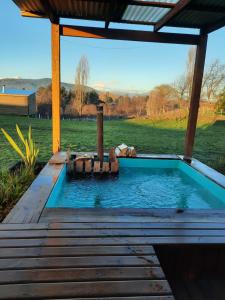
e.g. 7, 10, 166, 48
12, 0, 225, 34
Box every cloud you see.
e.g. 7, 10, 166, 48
91, 81, 106, 90
91, 80, 120, 91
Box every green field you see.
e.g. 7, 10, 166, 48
0, 115, 225, 174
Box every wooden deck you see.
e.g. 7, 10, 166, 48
2, 219, 225, 299
2, 154, 225, 298
0, 222, 174, 299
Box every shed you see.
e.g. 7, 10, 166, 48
0, 88, 36, 116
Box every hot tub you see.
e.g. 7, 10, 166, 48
46, 158, 225, 209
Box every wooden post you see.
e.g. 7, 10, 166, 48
97, 105, 104, 163
184, 33, 208, 160
51, 22, 61, 153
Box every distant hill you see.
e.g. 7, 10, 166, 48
0, 78, 147, 96
0, 78, 75, 91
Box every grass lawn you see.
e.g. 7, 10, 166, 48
0, 114, 225, 174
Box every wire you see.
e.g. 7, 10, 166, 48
62, 38, 154, 50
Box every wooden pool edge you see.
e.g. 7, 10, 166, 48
3, 152, 225, 224
3, 152, 66, 224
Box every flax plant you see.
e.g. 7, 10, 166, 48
1, 125, 39, 172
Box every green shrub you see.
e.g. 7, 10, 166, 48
0, 167, 35, 219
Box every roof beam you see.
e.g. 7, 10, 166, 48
61, 25, 200, 45
105, 0, 114, 29
154, 0, 192, 32
40, 0, 58, 23
21, 10, 47, 18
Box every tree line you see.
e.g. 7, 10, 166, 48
36, 50, 225, 119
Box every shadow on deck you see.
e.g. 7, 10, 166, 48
156, 245, 225, 300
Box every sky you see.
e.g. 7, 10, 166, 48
1, 0, 225, 93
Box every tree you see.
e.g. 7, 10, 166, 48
36, 85, 52, 117
37, 84, 74, 117
61, 87, 73, 116
186, 47, 196, 100
105, 96, 113, 104
174, 47, 196, 102
216, 88, 225, 113
146, 84, 177, 116
74, 55, 89, 117
85, 90, 99, 105
202, 59, 225, 102
173, 74, 188, 102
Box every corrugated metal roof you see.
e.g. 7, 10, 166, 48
168, 10, 225, 28
49, 0, 110, 19
122, 6, 170, 23
168, 0, 225, 29
12, 0, 225, 32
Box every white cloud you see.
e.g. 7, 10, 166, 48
91, 81, 106, 90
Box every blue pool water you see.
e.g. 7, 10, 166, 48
46, 159, 225, 209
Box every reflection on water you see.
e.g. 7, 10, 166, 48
94, 195, 103, 208
55, 167, 225, 209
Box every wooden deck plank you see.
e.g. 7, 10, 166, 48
46, 222, 225, 230
39, 208, 225, 223
1, 222, 225, 230
0, 267, 165, 284
0, 255, 159, 270
2, 236, 225, 247
0, 280, 172, 299
0, 245, 155, 258
1, 228, 225, 238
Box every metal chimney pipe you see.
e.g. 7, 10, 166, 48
97, 104, 104, 163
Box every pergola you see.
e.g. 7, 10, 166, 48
13, 0, 225, 159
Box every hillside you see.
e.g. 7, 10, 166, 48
0, 78, 147, 96
0, 78, 74, 91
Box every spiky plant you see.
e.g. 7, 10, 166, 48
1, 125, 39, 171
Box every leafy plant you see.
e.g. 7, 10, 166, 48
1, 125, 39, 171
0, 167, 35, 221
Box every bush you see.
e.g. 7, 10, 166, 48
216, 89, 225, 113
0, 167, 35, 221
